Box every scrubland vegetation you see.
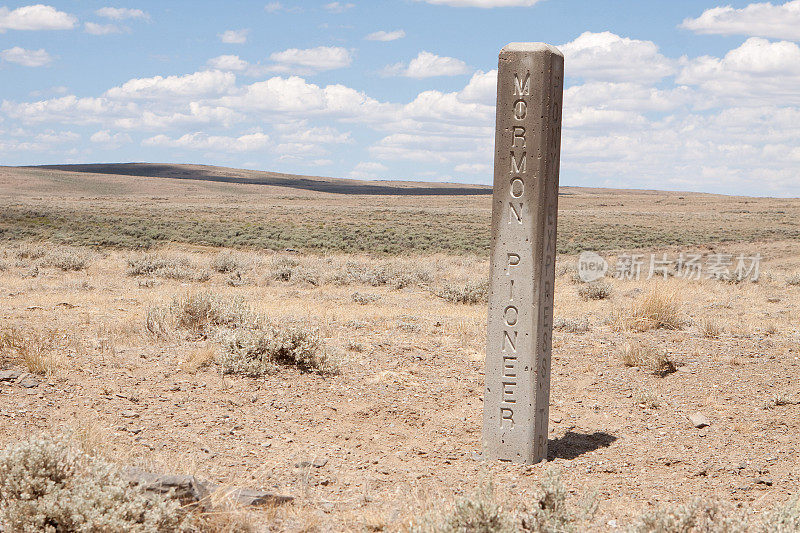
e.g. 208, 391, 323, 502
1, 166, 800, 531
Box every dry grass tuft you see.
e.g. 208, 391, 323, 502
171, 292, 250, 337
699, 317, 723, 338
0, 327, 64, 375
785, 272, 800, 286
184, 344, 217, 373
619, 287, 685, 331
621, 342, 677, 377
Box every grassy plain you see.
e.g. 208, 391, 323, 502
1, 164, 799, 531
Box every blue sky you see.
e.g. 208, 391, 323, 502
1, 1, 800, 197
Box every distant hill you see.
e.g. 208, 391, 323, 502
26, 163, 493, 196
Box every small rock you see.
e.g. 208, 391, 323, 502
552, 417, 562, 424
689, 412, 711, 428
0, 370, 21, 382
18, 376, 40, 389
754, 477, 774, 486
295, 457, 329, 469
121, 410, 139, 418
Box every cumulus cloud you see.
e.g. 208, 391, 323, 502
677, 37, 800, 106
559, 31, 676, 83
207, 55, 249, 71
268, 46, 352, 73
143, 132, 270, 152
105, 70, 237, 99
365, 29, 405, 41
323, 2, 354, 12
90, 129, 132, 147
219, 28, 248, 44
274, 121, 352, 144
384, 51, 470, 78
0, 47, 52, 66
84, 22, 125, 35
417, 0, 542, 6
349, 161, 388, 178
95, 7, 149, 20
0, 4, 76, 31
681, 1, 800, 41
220, 76, 384, 117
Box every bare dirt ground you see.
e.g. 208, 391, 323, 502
0, 165, 799, 531
1, 242, 799, 531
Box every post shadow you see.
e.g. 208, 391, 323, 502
547, 431, 617, 460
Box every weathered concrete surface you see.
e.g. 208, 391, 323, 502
482, 42, 564, 464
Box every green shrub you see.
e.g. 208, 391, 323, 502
522, 470, 597, 533
630, 499, 749, 533
210, 251, 249, 273
219, 321, 330, 375
351, 292, 381, 305
126, 254, 195, 280
271, 256, 298, 282
578, 282, 611, 301
553, 317, 590, 333
0, 435, 186, 532
45, 247, 92, 271
411, 484, 515, 533
436, 280, 489, 304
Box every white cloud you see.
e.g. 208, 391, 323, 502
84, 22, 125, 35
677, 37, 800, 106
219, 28, 249, 44
384, 51, 470, 78
264, 2, 302, 13
268, 46, 352, 73
35, 130, 79, 143
207, 55, 249, 71
0, 47, 52, 67
365, 29, 405, 41
349, 161, 388, 178
565, 82, 694, 112
323, 2, 354, 12
559, 31, 676, 83
454, 163, 491, 174
221, 76, 385, 118
1, 95, 137, 125
95, 7, 148, 20
143, 132, 270, 152
105, 70, 237, 99
457, 69, 496, 104
418, 0, 542, 6
0, 4, 76, 31
90, 129, 132, 147
113, 103, 243, 130
681, 1, 800, 41
275, 121, 352, 144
